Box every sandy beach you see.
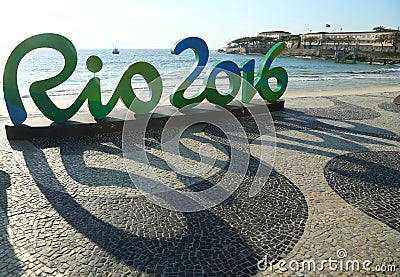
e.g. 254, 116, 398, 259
0, 87, 399, 276
284, 85, 400, 98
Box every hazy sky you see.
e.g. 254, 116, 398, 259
0, 0, 399, 50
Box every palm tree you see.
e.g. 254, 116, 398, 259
258, 36, 275, 49
229, 37, 256, 48
321, 37, 332, 50
376, 34, 386, 52
336, 37, 346, 50
373, 26, 392, 32
293, 35, 301, 48
284, 35, 301, 48
303, 36, 318, 49
384, 31, 400, 52
324, 37, 333, 49
343, 36, 354, 50
330, 37, 339, 50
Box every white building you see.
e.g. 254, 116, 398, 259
258, 31, 291, 41
300, 30, 399, 52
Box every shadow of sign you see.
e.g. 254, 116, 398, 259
0, 170, 22, 275
325, 151, 400, 232
8, 123, 308, 275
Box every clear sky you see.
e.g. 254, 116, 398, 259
0, 0, 399, 51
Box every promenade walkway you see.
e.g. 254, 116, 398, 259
0, 91, 398, 276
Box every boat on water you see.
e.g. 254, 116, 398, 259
112, 44, 120, 54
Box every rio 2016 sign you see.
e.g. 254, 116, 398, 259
3, 33, 288, 126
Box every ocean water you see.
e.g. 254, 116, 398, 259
0, 48, 399, 102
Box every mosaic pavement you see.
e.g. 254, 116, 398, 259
0, 91, 399, 276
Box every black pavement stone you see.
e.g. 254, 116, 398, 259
300, 98, 381, 120
7, 120, 309, 276
324, 151, 400, 232
378, 102, 400, 114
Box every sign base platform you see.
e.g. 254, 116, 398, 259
5, 100, 284, 140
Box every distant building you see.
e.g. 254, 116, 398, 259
300, 30, 399, 52
258, 31, 291, 41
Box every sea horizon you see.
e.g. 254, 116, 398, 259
0, 48, 399, 102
